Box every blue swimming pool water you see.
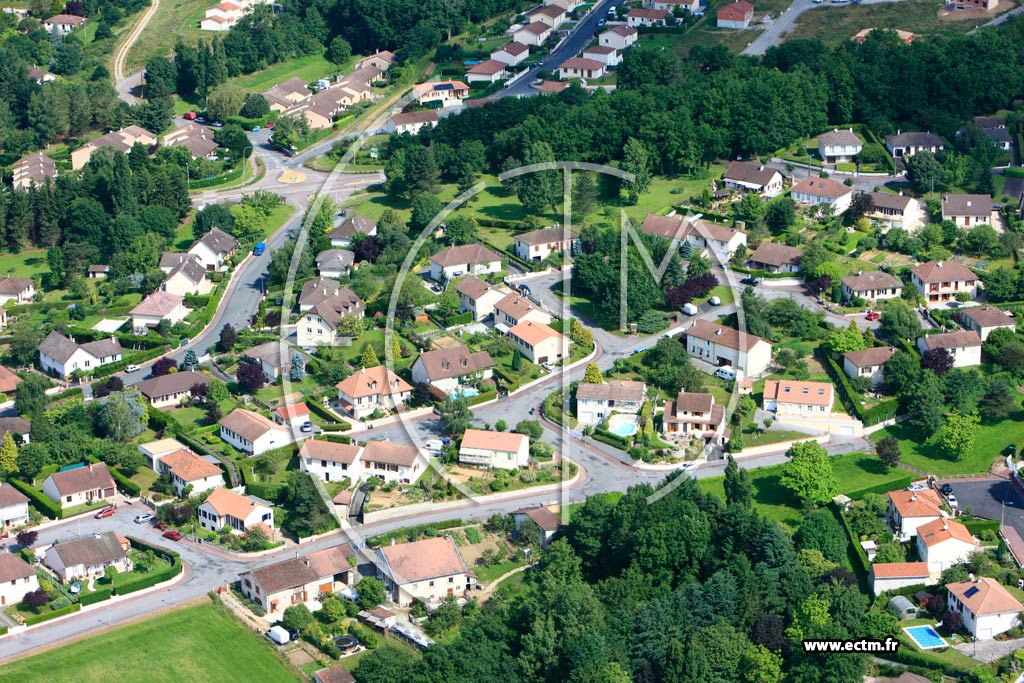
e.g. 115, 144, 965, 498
904, 625, 945, 649
451, 388, 479, 399
609, 421, 638, 437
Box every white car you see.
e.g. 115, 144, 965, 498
134, 513, 155, 524
679, 462, 696, 471
125, 364, 140, 373
946, 494, 959, 509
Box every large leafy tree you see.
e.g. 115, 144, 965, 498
779, 441, 839, 506
95, 390, 148, 442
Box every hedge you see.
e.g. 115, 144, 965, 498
115, 537, 183, 595
108, 466, 142, 496
880, 642, 973, 676
592, 428, 630, 451
246, 481, 285, 502
1004, 167, 1024, 179
445, 312, 473, 327
367, 518, 464, 547
0, 625, 7, 635
306, 399, 349, 426
845, 475, 912, 500
320, 433, 353, 444
727, 265, 799, 279
8, 478, 62, 519
963, 519, 1001, 536
320, 422, 353, 432
837, 504, 871, 578
860, 398, 899, 427
79, 586, 114, 606
467, 389, 498, 406
49, 387, 83, 404
23, 603, 81, 625
823, 355, 900, 427
188, 164, 245, 190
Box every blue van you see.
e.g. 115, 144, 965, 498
253, 242, 266, 256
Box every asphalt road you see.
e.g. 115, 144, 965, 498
941, 479, 1024, 536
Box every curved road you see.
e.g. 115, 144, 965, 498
112, 0, 161, 103
741, 0, 910, 57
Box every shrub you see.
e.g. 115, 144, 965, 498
23, 602, 80, 625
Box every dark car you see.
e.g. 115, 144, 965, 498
941, 483, 953, 495
740, 277, 760, 286
163, 529, 183, 541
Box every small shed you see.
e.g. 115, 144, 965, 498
887, 595, 919, 621
860, 540, 877, 561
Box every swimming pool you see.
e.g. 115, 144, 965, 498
904, 625, 946, 649
451, 388, 479, 399
607, 415, 638, 437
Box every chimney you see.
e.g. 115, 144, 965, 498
910, 494, 917, 502
943, 522, 948, 531
897, 129, 901, 136
304, 559, 310, 566
715, 329, 722, 336
937, 261, 944, 268
360, 367, 365, 374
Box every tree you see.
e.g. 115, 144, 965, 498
236, 359, 266, 393
0, 432, 17, 475
283, 471, 334, 536
194, 204, 234, 240
514, 419, 544, 440
96, 390, 148, 441
796, 509, 847, 564
22, 588, 49, 610
621, 137, 651, 204
780, 441, 839, 505
879, 301, 921, 341
572, 171, 598, 220
583, 363, 604, 384
517, 141, 559, 214
979, 374, 1016, 418
104, 566, 120, 583
289, 353, 306, 381
883, 350, 919, 396
359, 344, 380, 369
942, 609, 964, 635
356, 576, 387, 610
16, 443, 49, 481
239, 94, 269, 119
939, 410, 980, 462
764, 198, 796, 234
326, 36, 352, 65
570, 319, 593, 348
687, 251, 711, 278
218, 324, 237, 352
723, 455, 752, 508
825, 320, 865, 355
15, 374, 50, 417
16, 530, 38, 547
282, 604, 313, 632
445, 214, 478, 245
906, 151, 942, 194
906, 373, 946, 436
152, 357, 177, 376
876, 436, 900, 471
181, 349, 198, 371
439, 395, 471, 436
846, 192, 874, 221
921, 347, 954, 376
144, 56, 177, 99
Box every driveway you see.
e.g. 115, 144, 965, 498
938, 478, 1024, 535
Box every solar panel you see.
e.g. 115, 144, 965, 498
965, 586, 980, 598
436, 83, 454, 91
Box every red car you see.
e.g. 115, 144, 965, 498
265, 120, 275, 128
183, 112, 197, 120
94, 506, 116, 519
865, 311, 880, 321
163, 530, 183, 541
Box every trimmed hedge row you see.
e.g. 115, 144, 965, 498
79, 586, 114, 605
727, 265, 798, 279
8, 479, 62, 519
320, 433, 353, 444
593, 428, 630, 451
860, 398, 899, 426
823, 355, 900, 427
837, 505, 871, 577
445, 312, 473, 327
0, 625, 7, 635
320, 422, 353, 432
845, 475, 912, 501
467, 389, 498, 406
24, 602, 81, 625
305, 400, 350, 429
881, 641, 973, 676
963, 519, 1001, 536
367, 518, 463, 547
189, 164, 245, 190
116, 537, 183, 595
246, 481, 285, 502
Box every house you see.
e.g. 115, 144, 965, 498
315, 249, 355, 278
746, 242, 803, 273
528, 4, 567, 28
43, 531, 131, 583
544, 0, 586, 10
842, 346, 895, 387
157, 449, 224, 497
412, 81, 470, 108
297, 291, 366, 348
335, 366, 413, 420
70, 126, 157, 170
947, 577, 1023, 640
684, 220, 748, 260
870, 563, 932, 597
0, 276, 35, 305
411, 346, 495, 394
512, 22, 552, 47
219, 408, 291, 455
790, 176, 853, 214
910, 260, 979, 308
12, 152, 57, 190
25, 66, 56, 84
0, 483, 30, 530
950, 0, 997, 9
0, 417, 30, 445
42, 13, 86, 33
575, 380, 646, 426
42, 463, 117, 509
959, 306, 1016, 341
291, 91, 342, 130
455, 276, 507, 321
329, 215, 377, 248
466, 60, 509, 84
582, 45, 620, 67
648, 0, 699, 11
599, 25, 639, 51
511, 506, 565, 546
376, 536, 473, 606
917, 518, 978, 573
840, 271, 902, 302
360, 441, 429, 484
299, 440, 361, 483
817, 128, 863, 164
162, 254, 211, 296
298, 277, 344, 312
313, 666, 355, 683
459, 429, 529, 470
355, 50, 396, 71
538, 80, 570, 94
509, 321, 569, 364
0, 365, 22, 396
640, 213, 691, 242
684, 319, 773, 377
887, 489, 944, 538
0, 554, 37, 607
130, 291, 190, 333
717, 1, 754, 28
495, 293, 552, 329
514, 226, 578, 262
429, 244, 503, 281
559, 58, 606, 81
162, 122, 219, 160
942, 194, 992, 228
885, 131, 944, 159
917, 330, 982, 368
198, 487, 274, 535
189, 227, 239, 271
763, 380, 835, 416
239, 544, 356, 616
39, 331, 122, 379
384, 110, 439, 136
868, 192, 921, 230
136, 371, 210, 409
262, 77, 312, 112
139, 437, 189, 470
87, 265, 110, 279
274, 403, 310, 431
627, 8, 669, 26
242, 341, 307, 381
661, 391, 727, 444
491, 42, 529, 66
722, 161, 784, 197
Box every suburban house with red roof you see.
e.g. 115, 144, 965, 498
240, 544, 357, 616
130, 291, 190, 333
514, 226, 578, 262
558, 58, 606, 80
513, 21, 552, 46
869, 562, 932, 596
661, 391, 727, 444
717, 1, 753, 28
335, 366, 413, 420
599, 25, 638, 51
384, 110, 440, 135
42, 463, 116, 509
466, 60, 509, 84
299, 440, 361, 483
491, 41, 530, 66
509, 321, 569, 364
762, 380, 835, 417
198, 487, 274, 535
627, 8, 669, 26
219, 408, 291, 455
0, 483, 29, 530
576, 380, 647, 426
157, 448, 224, 498
361, 442, 429, 484
459, 429, 529, 469
947, 577, 1024, 639
917, 518, 978, 573
0, 554, 37, 607
429, 244, 503, 281
684, 319, 773, 377
887, 489, 944, 538
910, 260, 978, 308
941, 193, 992, 228
455, 276, 508, 321
512, 505, 565, 546
791, 176, 854, 214
273, 403, 311, 431
722, 161, 784, 196
746, 242, 802, 273
376, 536, 474, 606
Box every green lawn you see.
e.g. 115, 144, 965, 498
474, 559, 528, 584
0, 248, 47, 279
0, 602, 299, 683
125, 0, 208, 70
229, 54, 342, 93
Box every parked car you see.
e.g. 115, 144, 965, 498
681, 303, 699, 316
163, 529, 183, 541
946, 494, 959, 509
252, 126, 261, 132
300, 421, 313, 433
196, 116, 206, 123
183, 112, 197, 120
714, 366, 738, 381
941, 483, 954, 495
708, 296, 721, 306
740, 277, 760, 286
134, 513, 155, 524
631, 346, 647, 355
210, 121, 224, 127
865, 311, 880, 321
265, 120, 276, 128
265, 626, 290, 645
125, 364, 141, 372
94, 505, 116, 519
253, 242, 266, 256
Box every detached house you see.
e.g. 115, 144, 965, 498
299, 440, 361, 483
361, 441, 429, 484
429, 244, 502, 281
491, 41, 530, 66
139, 437, 189, 471
959, 306, 1016, 341
722, 161, 784, 197
242, 341, 306, 381
558, 58, 606, 80
582, 45, 620, 67
44, 531, 131, 583
870, 562, 932, 597
684, 319, 773, 377
329, 215, 377, 248
412, 81, 469, 108
746, 242, 802, 273
528, 4, 567, 28
316, 249, 355, 278
911, 260, 978, 308
455, 276, 507, 321
842, 346, 895, 387
817, 129, 863, 163
514, 226, 578, 262
513, 22, 552, 46
157, 449, 224, 498
162, 122, 219, 160
189, 227, 238, 271
376, 536, 473, 606
717, 1, 754, 28
575, 380, 646, 426
512, 506, 565, 546
917, 330, 982, 368
466, 60, 509, 84
459, 429, 529, 470
0, 276, 35, 305
39, 331, 123, 379
917, 518, 978, 574
42, 13, 86, 33
411, 346, 495, 394
509, 321, 569, 364
661, 391, 727, 444
885, 131, 943, 159
240, 544, 356, 616
42, 463, 117, 509
763, 380, 835, 416
162, 254, 211, 296
942, 194, 992, 228
627, 8, 669, 26
868, 192, 921, 230
600, 25, 638, 50
840, 271, 902, 302
198, 487, 274, 535
335, 365, 412, 420
790, 176, 853, 214
130, 291, 190, 333
384, 110, 439, 136
0, 555, 37, 607
136, 371, 210, 409
297, 290, 366, 348
0, 483, 30, 529
495, 294, 552, 329
947, 578, 1024, 640
887, 489, 944, 538
219, 408, 291, 455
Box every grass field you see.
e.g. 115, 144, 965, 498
0, 248, 47, 279
230, 54, 346, 93
0, 602, 300, 683
125, 0, 208, 70
639, 23, 751, 57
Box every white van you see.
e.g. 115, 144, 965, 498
714, 366, 737, 381
425, 439, 444, 454
266, 626, 290, 645
681, 303, 699, 316
708, 296, 721, 306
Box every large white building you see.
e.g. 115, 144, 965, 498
575, 380, 646, 426
917, 330, 982, 368
240, 544, 357, 616
376, 536, 474, 606
39, 332, 123, 379
198, 487, 274, 535
0, 554, 38, 607
910, 260, 979, 308
219, 409, 291, 456
684, 319, 772, 377
916, 518, 978, 574
335, 365, 412, 421
947, 578, 1024, 640
458, 429, 529, 470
